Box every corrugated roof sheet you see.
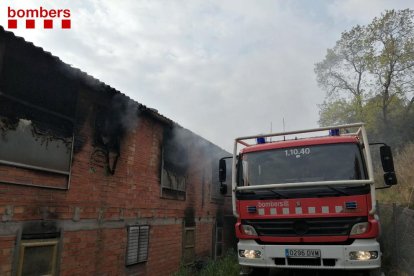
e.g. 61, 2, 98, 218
0, 26, 227, 152
0, 26, 173, 121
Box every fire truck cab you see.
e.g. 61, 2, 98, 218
219, 123, 397, 275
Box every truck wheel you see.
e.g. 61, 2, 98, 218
249, 267, 270, 276
365, 268, 382, 276
240, 266, 270, 276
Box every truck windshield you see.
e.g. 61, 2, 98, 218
242, 143, 367, 186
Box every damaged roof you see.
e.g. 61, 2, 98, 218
0, 26, 172, 125
0, 26, 226, 151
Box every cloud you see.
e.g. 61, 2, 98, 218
1, 0, 413, 151
327, 0, 412, 25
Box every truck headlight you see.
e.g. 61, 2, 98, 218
349, 251, 378, 260
350, 222, 369, 235
241, 225, 258, 236
239, 249, 262, 259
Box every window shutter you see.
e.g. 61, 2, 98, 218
137, 226, 149, 262
126, 225, 149, 266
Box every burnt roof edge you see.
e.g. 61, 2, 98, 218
0, 26, 173, 122
0, 26, 228, 153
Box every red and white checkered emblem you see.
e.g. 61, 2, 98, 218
7, 6, 71, 29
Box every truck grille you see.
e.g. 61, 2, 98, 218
274, 258, 337, 267
242, 217, 366, 236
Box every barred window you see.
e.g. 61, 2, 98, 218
210, 152, 230, 203
0, 96, 74, 189
210, 159, 221, 201
160, 127, 188, 200
126, 225, 150, 266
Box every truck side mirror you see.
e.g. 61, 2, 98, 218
219, 159, 227, 183
380, 145, 395, 172
380, 145, 397, 185
219, 156, 232, 194
384, 172, 397, 186
220, 184, 227, 194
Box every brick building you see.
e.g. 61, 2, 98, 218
0, 26, 235, 275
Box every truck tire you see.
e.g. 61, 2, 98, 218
365, 268, 382, 276
240, 266, 270, 276
249, 267, 270, 276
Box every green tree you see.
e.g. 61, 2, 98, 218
367, 9, 414, 126
316, 9, 414, 147
315, 25, 371, 122
318, 100, 359, 127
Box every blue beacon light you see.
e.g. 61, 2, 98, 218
329, 129, 340, 136
256, 137, 266, 144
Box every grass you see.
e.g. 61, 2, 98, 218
173, 251, 240, 276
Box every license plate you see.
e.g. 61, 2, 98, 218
285, 249, 321, 258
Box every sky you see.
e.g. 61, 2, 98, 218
1, 0, 413, 152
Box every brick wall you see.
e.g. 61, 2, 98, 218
0, 236, 15, 275
146, 225, 182, 275
0, 28, 233, 275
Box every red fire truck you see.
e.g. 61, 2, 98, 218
219, 123, 397, 275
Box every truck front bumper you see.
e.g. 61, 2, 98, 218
238, 239, 381, 270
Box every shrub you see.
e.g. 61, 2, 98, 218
376, 143, 414, 208
173, 251, 240, 276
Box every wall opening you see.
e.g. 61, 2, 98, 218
15, 221, 61, 276
17, 239, 59, 276
160, 127, 189, 200
0, 95, 74, 189
213, 213, 224, 260
182, 207, 195, 265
